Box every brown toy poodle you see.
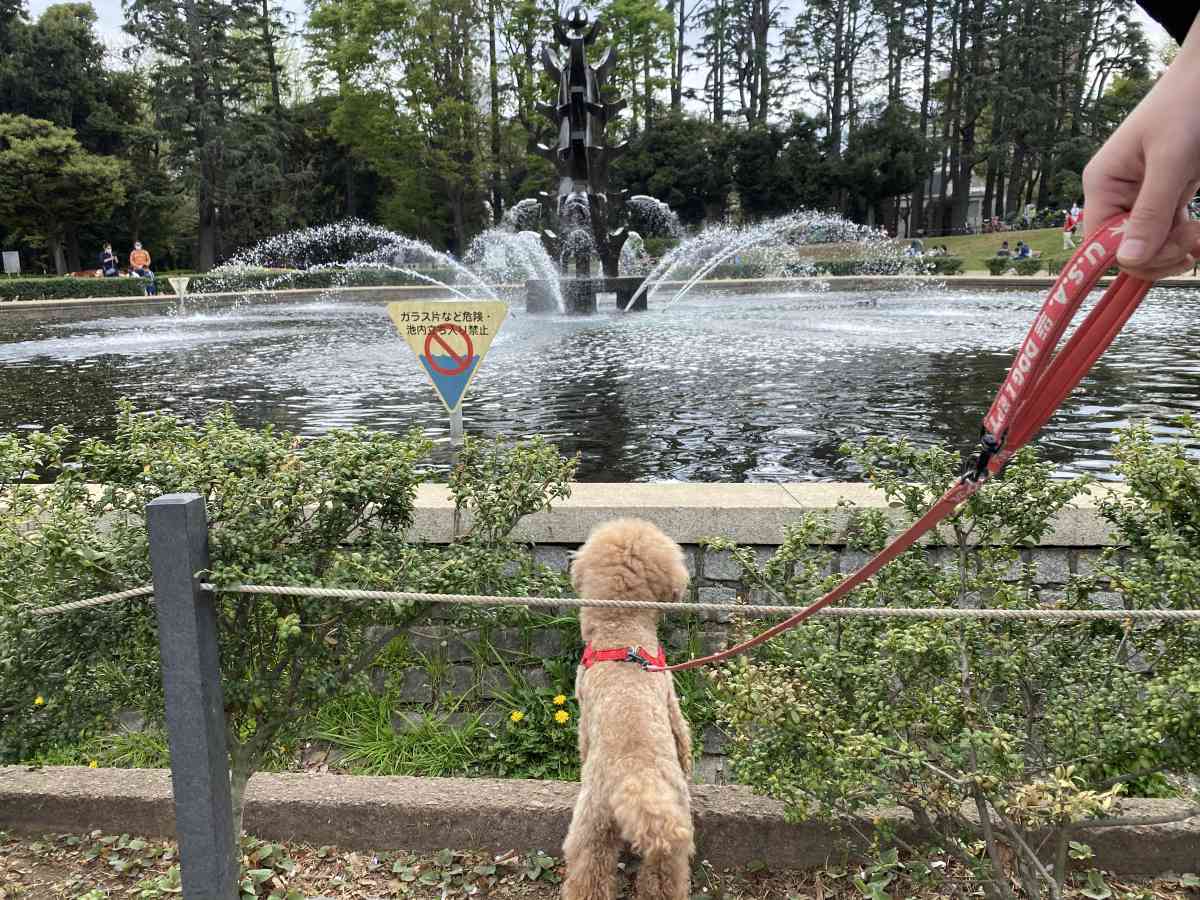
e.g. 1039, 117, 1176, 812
562, 518, 694, 900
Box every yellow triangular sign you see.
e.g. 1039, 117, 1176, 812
387, 300, 509, 413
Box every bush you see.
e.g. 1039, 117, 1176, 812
0, 276, 166, 302
710, 437, 1200, 900
1014, 258, 1043, 276
987, 257, 1012, 276
185, 267, 464, 294
1045, 256, 1069, 275
925, 256, 964, 276
0, 406, 579, 842
0, 267, 467, 302
641, 237, 680, 259
812, 258, 906, 277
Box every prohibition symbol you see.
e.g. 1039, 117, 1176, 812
424, 324, 474, 376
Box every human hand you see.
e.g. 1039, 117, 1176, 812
1083, 22, 1200, 280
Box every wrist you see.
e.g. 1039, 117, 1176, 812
1172, 14, 1200, 73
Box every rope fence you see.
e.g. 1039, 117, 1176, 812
22, 493, 1200, 898
29, 581, 1200, 622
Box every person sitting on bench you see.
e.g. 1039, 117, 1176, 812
129, 241, 157, 296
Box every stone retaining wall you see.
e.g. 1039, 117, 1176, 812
376, 483, 1123, 784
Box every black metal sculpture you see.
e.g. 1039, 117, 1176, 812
536, 6, 628, 278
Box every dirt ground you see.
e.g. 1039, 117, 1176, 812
2, 830, 1198, 900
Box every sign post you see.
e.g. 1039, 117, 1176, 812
388, 300, 508, 450
168, 276, 191, 300
2, 251, 19, 276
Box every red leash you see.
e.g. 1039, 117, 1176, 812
652, 215, 1152, 674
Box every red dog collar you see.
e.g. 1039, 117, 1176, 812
581, 642, 666, 670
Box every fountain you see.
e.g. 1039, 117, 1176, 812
622, 212, 900, 312
523, 6, 648, 316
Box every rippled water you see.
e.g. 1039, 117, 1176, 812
2, 287, 1199, 481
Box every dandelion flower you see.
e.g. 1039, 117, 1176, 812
510, 710, 525, 724
88, 760, 98, 769
554, 710, 570, 724
552, 694, 567, 706
33, 695, 44, 707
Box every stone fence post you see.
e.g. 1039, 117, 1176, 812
147, 493, 237, 899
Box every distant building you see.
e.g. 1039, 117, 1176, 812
897, 171, 987, 238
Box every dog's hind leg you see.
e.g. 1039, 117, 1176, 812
611, 774, 694, 900
562, 789, 621, 900
634, 834, 692, 900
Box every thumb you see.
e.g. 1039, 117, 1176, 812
1118, 160, 1187, 266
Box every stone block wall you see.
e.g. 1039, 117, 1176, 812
375, 534, 1120, 785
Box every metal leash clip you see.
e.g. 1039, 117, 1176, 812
964, 431, 1003, 484
624, 647, 651, 669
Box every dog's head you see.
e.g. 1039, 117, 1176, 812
570, 519, 689, 637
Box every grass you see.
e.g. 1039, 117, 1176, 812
926, 226, 1067, 271
24, 728, 171, 770
312, 691, 487, 776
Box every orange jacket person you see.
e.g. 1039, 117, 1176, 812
128, 242, 158, 296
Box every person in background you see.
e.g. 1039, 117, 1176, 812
1062, 210, 1077, 250
1083, 3, 1200, 279
98, 243, 120, 277
1015, 241, 1032, 260
996, 240, 1011, 258
129, 241, 157, 295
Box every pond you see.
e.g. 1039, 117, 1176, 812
2, 287, 1198, 481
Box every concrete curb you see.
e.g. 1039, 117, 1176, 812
5, 274, 1197, 315
2, 768, 1196, 875
408, 481, 1122, 547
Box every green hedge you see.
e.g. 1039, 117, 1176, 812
924, 256, 964, 275
0, 267, 466, 302
986, 257, 1042, 276
1014, 258, 1043, 276
704, 257, 965, 278
1046, 257, 1122, 277
642, 237, 680, 259
1045, 256, 1069, 275
0, 277, 166, 302
185, 267, 464, 294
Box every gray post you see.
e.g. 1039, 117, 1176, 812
449, 406, 464, 448
147, 494, 237, 900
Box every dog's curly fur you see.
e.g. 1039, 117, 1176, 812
562, 519, 694, 900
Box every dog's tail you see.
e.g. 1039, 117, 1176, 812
609, 766, 694, 858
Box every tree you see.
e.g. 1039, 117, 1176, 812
0, 115, 126, 273
613, 112, 732, 225
776, 112, 836, 213
696, 0, 734, 122
306, 0, 485, 252
124, 0, 280, 269
786, 0, 879, 161
598, 0, 673, 129
730, 123, 786, 219
837, 106, 930, 229
0, 3, 155, 267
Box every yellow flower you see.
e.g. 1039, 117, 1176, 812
88, 760, 98, 769
554, 710, 570, 724
509, 710, 525, 723
552, 694, 567, 706
33, 695, 44, 707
